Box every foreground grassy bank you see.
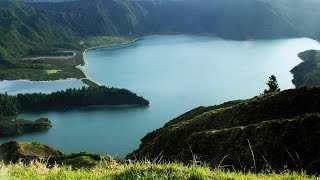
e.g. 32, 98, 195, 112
0, 162, 315, 180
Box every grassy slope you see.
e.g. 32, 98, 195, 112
0, 162, 315, 180
0, 0, 74, 59
130, 87, 320, 173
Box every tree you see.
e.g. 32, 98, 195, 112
264, 75, 280, 94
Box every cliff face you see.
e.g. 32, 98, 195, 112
129, 87, 320, 173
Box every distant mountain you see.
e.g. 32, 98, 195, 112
24, 0, 77, 2
1, 0, 320, 64
28, 0, 147, 36
139, 0, 299, 39
265, 0, 320, 36
29, 0, 301, 39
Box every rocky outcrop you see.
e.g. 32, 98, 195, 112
0, 141, 112, 169
291, 50, 320, 88
0, 141, 63, 163
0, 118, 52, 137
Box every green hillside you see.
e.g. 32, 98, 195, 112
129, 86, 320, 173
29, 0, 147, 36
140, 0, 299, 39
0, 0, 74, 61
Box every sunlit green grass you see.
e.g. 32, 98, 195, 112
0, 161, 316, 180
45, 70, 61, 75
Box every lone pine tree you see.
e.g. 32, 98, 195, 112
264, 75, 280, 94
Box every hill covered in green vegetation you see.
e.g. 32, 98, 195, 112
129, 86, 320, 173
0, 0, 74, 62
0, 0, 139, 82
28, 0, 304, 40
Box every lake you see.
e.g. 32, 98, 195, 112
1, 35, 320, 157
0, 79, 86, 95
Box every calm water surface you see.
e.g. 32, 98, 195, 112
0, 80, 86, 95
1, 35, 320, 157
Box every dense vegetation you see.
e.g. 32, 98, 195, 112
17, 86, 149, 109
129, 86, 320, 173
0, 141, 316, 179
291, 50, 320, 88
0, 86, 149, 118
0, 93, 19, 117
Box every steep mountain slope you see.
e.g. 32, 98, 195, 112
28, 0, 148, 36
29, 0, 300, 40
129, 87, 320, 173
140, 0, 299, 39
0, 0, 75, 62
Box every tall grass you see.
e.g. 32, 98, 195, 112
0, 161, 316, 180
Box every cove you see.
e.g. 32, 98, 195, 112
1, 35, 320, 157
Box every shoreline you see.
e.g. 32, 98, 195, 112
76, 37, 141, 87
85, 104, 142, 108
0, 37, 141, 88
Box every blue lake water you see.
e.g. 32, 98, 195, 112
0, 79, 86, 95
1, 35, 320, 157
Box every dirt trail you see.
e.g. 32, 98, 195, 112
21, 51, 76, 60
